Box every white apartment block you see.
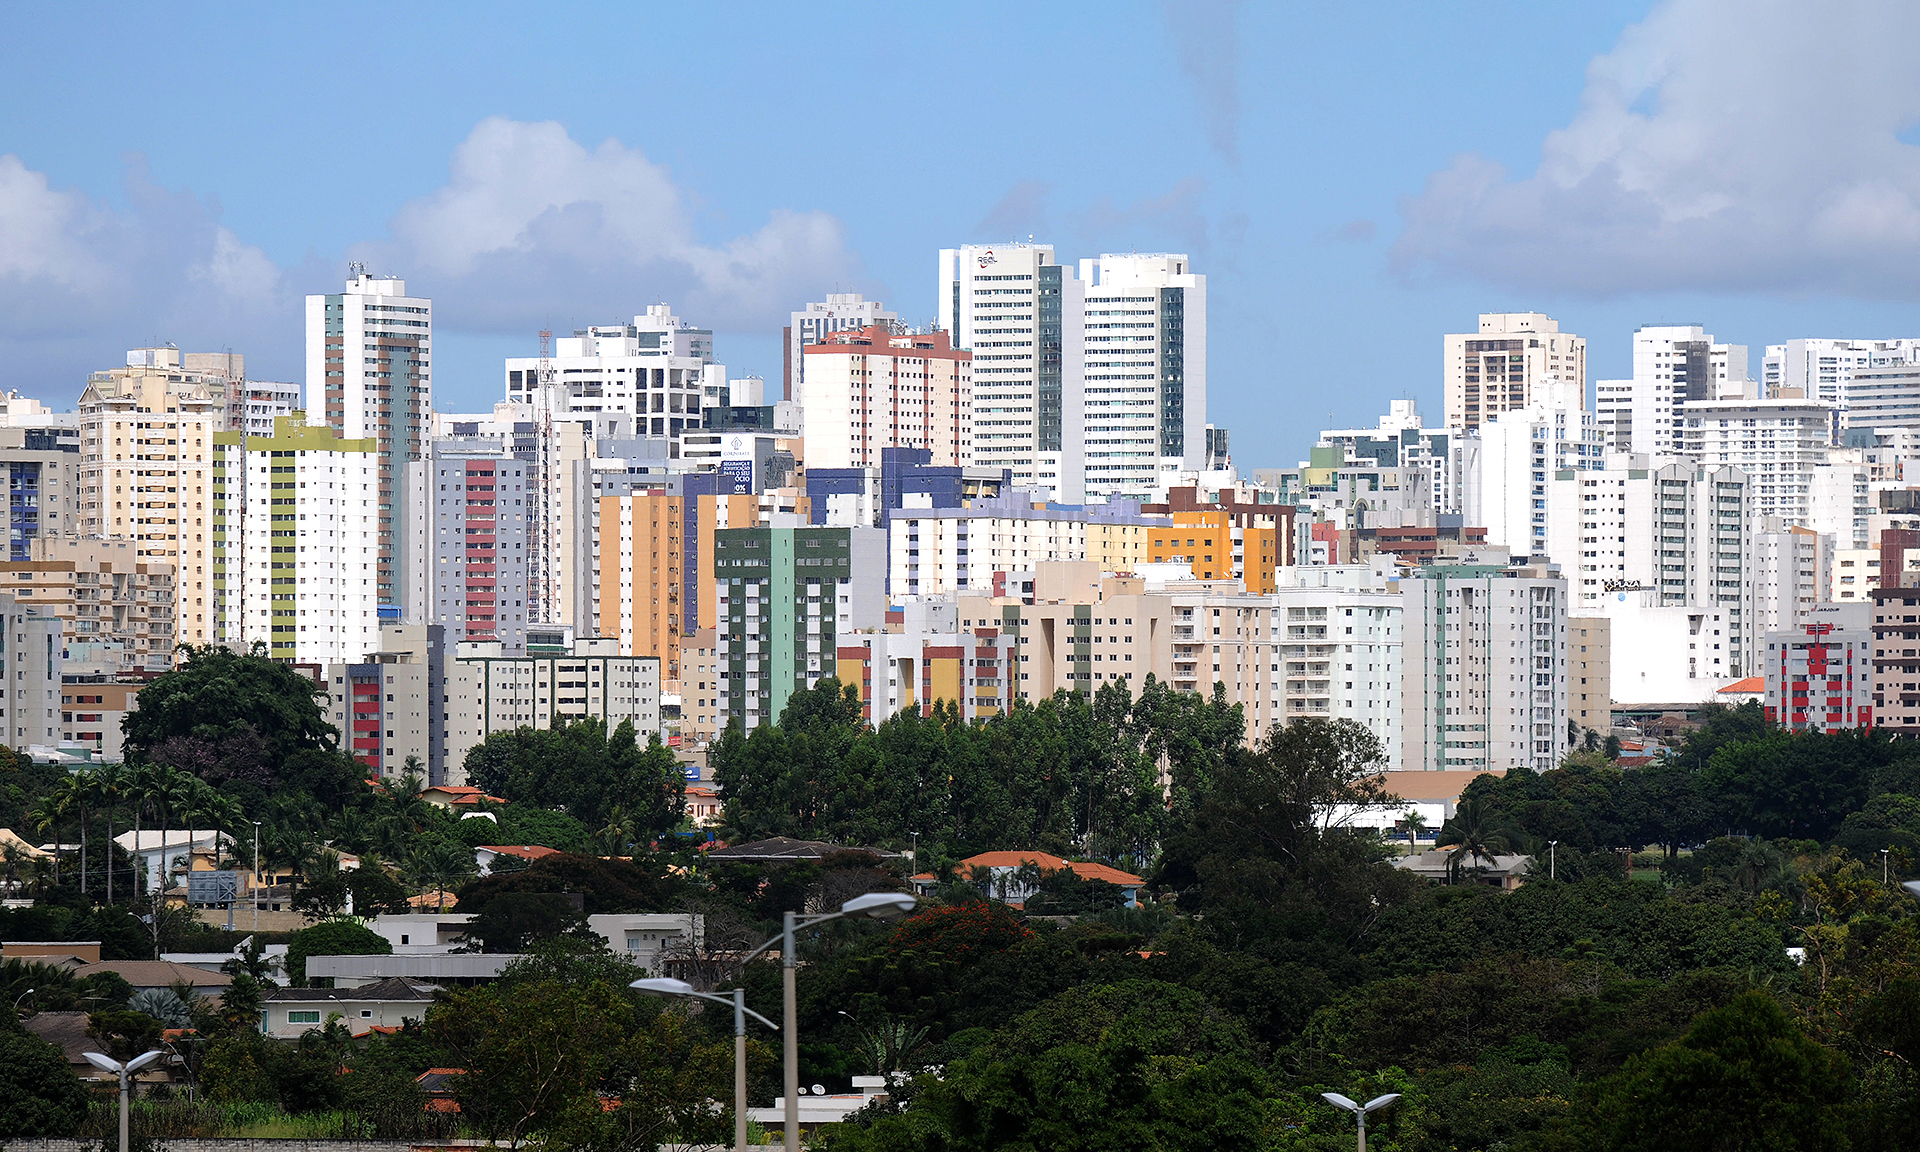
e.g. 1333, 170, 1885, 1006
889, 502, 1162, 597
939, 243, 1084, 499
1456, 405, 1603, 556
1830, 548, 1880, 603
1809, 459, 1872, 550
1400, 562, 1570, 774
1841, 362, 1920, 438
1443, 313, 1585, 432
1595, 324, 1753, 456
306, 272, 431, 610
212, 415, 381, 666
443, 636, 661, 783
77, 361, 219, 647
1755, 519, 1823, 634
237, 380, 302, 437
1678, 398, 1836, 526
1601, 595, 1741, 706
1076, 254, 1207, 501
503, 305, 719, 437
831, 600, 1021, 725
0, 594, 63, 753
1271, 563, 1404, 766
799, 328, 973, 469
1315, 400, 1457, 514
1763, 338, 1920, 408
786, 293, 901, 403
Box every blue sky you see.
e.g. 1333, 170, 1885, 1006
7, 0, 1920, 470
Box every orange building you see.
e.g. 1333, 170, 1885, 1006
598, 492, 685, 679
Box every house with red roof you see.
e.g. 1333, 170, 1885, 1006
422, 785, 507, 811
473, 844, 563, 876
911, 850, 1143, 908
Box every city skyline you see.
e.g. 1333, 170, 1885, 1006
12, 2, 1920, 469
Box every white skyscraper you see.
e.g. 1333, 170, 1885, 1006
305, 270, 431, 610
1677, 397, 1836, 526
939, 243, 1086, 500
1076, 254, 1207, 501
1443, 313, 1585, 432
1593, 324, 1753, 457
503, 305, 719, 434
1455, 404, 1604, 556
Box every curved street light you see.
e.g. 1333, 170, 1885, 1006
84, 1049, 165, 1152
631, 977, 777, 1152
1321, 1091, 1401, 1152
739, 891, 918, 1152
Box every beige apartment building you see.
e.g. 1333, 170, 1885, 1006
1443, 312, 1586, 432
1570, 617, 1612, 735
78, 362, 219, 646
0, 538, 176, 673
443, 635, 661, 783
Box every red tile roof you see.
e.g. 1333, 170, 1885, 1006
476, 845, 562, 861
1719, 677, 1765, 694
932, 850, 1145, 887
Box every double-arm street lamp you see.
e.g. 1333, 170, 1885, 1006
84, 1049, 165, 1152
1321, 1091, 1401, 1152
739, 891, 918, 1152
631, 978, 779, 1152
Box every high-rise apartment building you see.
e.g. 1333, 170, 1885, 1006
1763, 338, 1920, 408
713, 525, 886, 730
1764, 604, 1873, 733
1677, 398, 1835, 526
1315, 401, 1456, 513
786, 293, 901, 403
598, 490, 685, 680
0, 539, 175, 675
78, 357, 220, 646
1755, 519, 1823, 634
504, 305, 716, 430
1076, 254, 1207, 500
323, 624, 445, 782
444, 632, 662, 782
888, 496, 1163, 598
1872, 587, 1920, 737
1400, 561, 1570, 773
1457, 405, 1603, 556
306, 272, 431, 610
0, 593, 63, 753
413, 442, 529, 653
0, 426, 78, 562
1569, 618, 1610, 734
1271, 563, 1404, 763
833, 600, 1021, 725
800, 327, 973, 469
1594, 324, 1753, 456
938, 244, 1085, 500
1443, 313, 1585, 432
212, 414, 380, 665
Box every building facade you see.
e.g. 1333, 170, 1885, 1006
305, 272, 431, 610
0, 538, 175, 674
785, 293, 901, 403
713, 525, 886, 731
323, 625, 445, 781
444, 634, 662, 782
598, 490, 685, 680
1076, 254, 1207, 499
212, 415, 380, 666
1443, 313, 1585, 433
419, 441, 529, 652
800, 327, 972, 469
1764, 605, 1873, 733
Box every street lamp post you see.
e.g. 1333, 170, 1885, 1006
740, 891, 918, 1152
1548, 839, 1558, 881
83, 1050, 164, 1152
1321, 1091, 1401, 1152
631, 977, 777, 1152
251, 821, 261, 933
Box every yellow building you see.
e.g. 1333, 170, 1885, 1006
598, 492, 685, 679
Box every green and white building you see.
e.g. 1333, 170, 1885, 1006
213, 413, 380, 665
714, 524, 885, 730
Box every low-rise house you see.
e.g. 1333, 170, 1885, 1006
260, 977, 441, 1038
422, 785, 506, 812
112, 829, 226, 893
473, 844, 563, 876
587, 913, 703, 974
1393, 849, 1533, 890
911, 851, 1144, 908
368, 912, 474, 953
307, 951, 521, 989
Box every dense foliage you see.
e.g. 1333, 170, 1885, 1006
25, 665, 1920, 1149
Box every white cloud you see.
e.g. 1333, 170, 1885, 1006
353, 117, 863, 333
1392, 0, 1920, 297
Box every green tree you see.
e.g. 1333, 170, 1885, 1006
286, 919, 393, 986
823, 980, 1269, 1152
1573, 990, 1850, 1151
0, 1027, 92, 1136
463, 718, 685, 835
125, 643, 340, 764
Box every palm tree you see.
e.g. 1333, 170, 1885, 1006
87, 763, 131, 902
40, 774, 89, 893
1438, 798, 1517, 885
403, 841, 476, 912
25, 794, 64, 888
